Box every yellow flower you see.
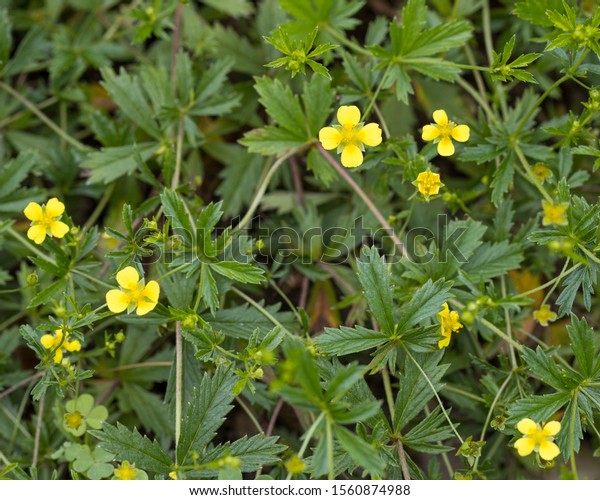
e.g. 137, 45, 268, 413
168, 471, 177, 480
438, 302, 462, 348
105, 266, 160, 316
114, 461, 139, 480
40, 329, 81, 364
318, 105, 382, 168
514, 418, 561, 461
532, 163, 552, 183
533, 305, 558, 327
23, 198, 70, 244
542, 201, 568, 226
285, 455, 306, 475
422, 109, 470, 157
413, 169, 444, 199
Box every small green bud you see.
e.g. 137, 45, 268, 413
26, 271, 39, 286
490, 416, 506, 431
115, 331, 126, 343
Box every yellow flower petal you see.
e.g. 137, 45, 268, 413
438, 334, 451, 349
64, 339, 81, 352
538, 440, 560, 461
27, 224, 47, 244
451, 124, 470, 142
340, 143, 363, 168
54, 348, 64, 364
40, 334, 56, 349
50, 220, 70, 239
318, 127, 343, 150
136, 280, 160, 316
45, 197, 65, 218
517, 418, 538, 435
437, 137, 455, 157
337, 105, 360, 130
106, 289, 131, 313
356, 123, 382, 147
514, 437, 536, 456
421, 124, 441, 141
24, 202, 43, 221
116, 266, 140, 290
432, 109, 448, 126
542, 421, 561, 437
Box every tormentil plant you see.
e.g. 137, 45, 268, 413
0, 0, 600, 482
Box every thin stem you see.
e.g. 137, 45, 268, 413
236, 397, 264, 434
6, 227, 55, 263
325, 26, 371, 56
514, 49, 590, 136
364, 63, 391, 118
0, 372, 43, 401
71, 269, 112, 289
444, 384, 486, 403
32, 393, 45, 466
473, 370, 513, 471
102, 361, 172, 372
396, 439, 411, 480
175, 321, 183, 460
82, 183, 115, 234
236, 149, 298, 230
500, 277, 519, 380
513, 144, 553, 202
231, 287, 294, 336
0, 82, 87, 151
540, 258, 570, 307
381, 367, 395, 420
404, 348, 464, 444
326, 416, 335, 480
482, 0, 508, 117
318, 145, 409, 259
285, 412, 325, 480
170, 2, 183, 83
171, 115, 185, 190
456, 77, 496, 123
0, 96, 58, 128
514, 263, 580, 298
0, 311, 26, 332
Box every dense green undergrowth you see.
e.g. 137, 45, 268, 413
1, 0, 600, 481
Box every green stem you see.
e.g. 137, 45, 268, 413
482, 0, 508, 117
285, 412, 325, 480
318, 145, 409, 259
404, 347, 464, 444
381, 367, 395, 420
236, 149, 299, 230
444, 384, 486, 403
6, 227, 55, 263
363, 63, 391, 119
157, 263, 191, 281
578, 244, 600, 266
326, 416, 335, 480
71, 269, 112, 289
456, 77, 496, 123
82, 183, 115, 234
514, 263, 580, 299
514, 49, 590, 136
473, 370, 513, 471
325, 26, 371, 56
540, 258, 570, 307
171, 115, 185, 190
513, 144, 553, 202
174, 320, 183, 461
236, 396, 264, 434
231, 287, 294, 336
0, 82, 87, 151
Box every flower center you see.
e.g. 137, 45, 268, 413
64, 411, 84, 430
339, 126, 358, 145
528, 428, 549, 446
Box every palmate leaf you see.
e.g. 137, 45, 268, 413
394, 351, 448, 430
334, 424, 385, 477
396, 279, 452, 332
567, 316, 599, 379
193, 434, 287, 477
316, 325, 389, 356
555, 396, 582, 460
507, 392, 571, 424
402, 407, 454, 454
90, 422, 173, 475
176, 366, 238, 465
520, 346, 581, 390
356, 246, 395, 335
210, 261, 265, 284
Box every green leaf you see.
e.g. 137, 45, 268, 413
208, 303, 296, 340
316, 325, 389, 356
28, 278, 66, 309
0, 9, 12, 73
463, 242, 524, 280
254, 76, 306, 135
82, 142, 157, 184
200, 264, 219, 315
507, 392, 570, 424
356, 246, 395, 335
555, 396, 582, 460
402, 407, 454, 454
160, 190, 194, 244
394, 351, 448, 430
567, 315, 598, 378
196, 434, 286, 476
210, 261, 265, 284
490, 155, 515, 206
521, 346, 578, 390
177, 366, 238, 464
202, 0, 254, 17
91, 422, 173, 475
302, 74, 334, 136
121, 384, 171, 438
396, 279, 452, 332
100, 67, 162, 139
513, 0, 564, 27
0, 151, 36, 200
334, 425, 384, 477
